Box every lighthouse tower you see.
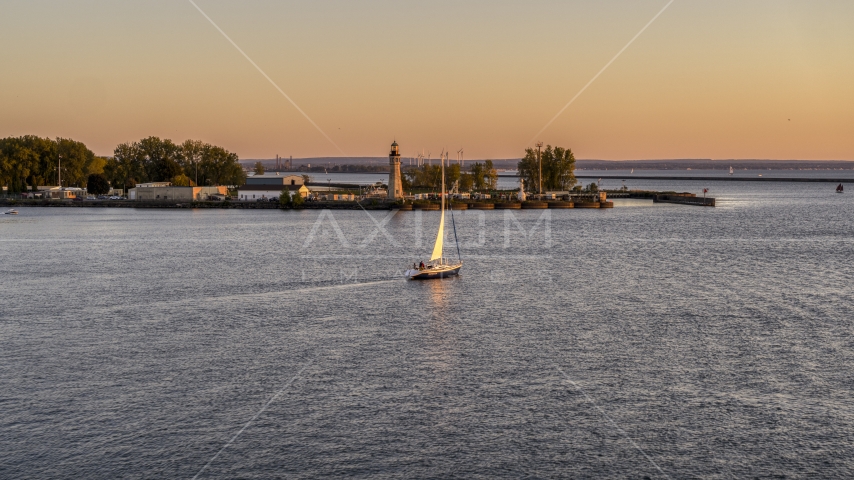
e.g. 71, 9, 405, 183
388, 141, 403, 200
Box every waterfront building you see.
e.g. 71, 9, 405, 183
128, 183, 227, 201
388, 141, 403, 200
237, 184, 310, 201
36, 186, 85, 200
245, 174, 305, 187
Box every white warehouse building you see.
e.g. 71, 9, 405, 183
237, 184, 309, 201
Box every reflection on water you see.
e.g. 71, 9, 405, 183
423, 279, 458, 380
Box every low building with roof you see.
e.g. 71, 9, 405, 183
245, 174, 305, 187
237, 184, 309, 201
35, 186, 85, 199
128, 183, 227, 201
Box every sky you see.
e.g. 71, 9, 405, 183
1, 0, 852, 160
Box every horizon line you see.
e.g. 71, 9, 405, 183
238, 157, 854, 163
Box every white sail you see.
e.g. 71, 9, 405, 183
430, 152, 446, 261
430, 208, 445, 261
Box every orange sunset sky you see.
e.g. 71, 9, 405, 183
1, 0, 852, 160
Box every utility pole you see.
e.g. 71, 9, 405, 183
536, 141, 543, 195
57, 153, 62, 188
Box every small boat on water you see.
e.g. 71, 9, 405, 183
837, 183, 844, 193
4, 209, 18, 215
405, 151, 463, 280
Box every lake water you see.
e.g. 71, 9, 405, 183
1, 179, 853, 478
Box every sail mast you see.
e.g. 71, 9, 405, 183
429, 152, 446, 262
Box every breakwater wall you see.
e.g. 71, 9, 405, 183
0, 199, 390, 210
578, 175, 849, 183
1, 199, 617, 211
653, 194, 715, 206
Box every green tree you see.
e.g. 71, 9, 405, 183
446, 163, 461, 189
86, 173, 110, 195
2, 135, 245, 192
199, 145, 245, 186
106, 137, 181, 186
254, 161, 265, 175
139, 137, 182, 182
179, 140, 204, 186
86, 156, 107, 177
403, 167, 418, 188
458, 172, 474, 192
291, 189, 305, 207
518, 145, 576, 192
108, 142, 145, 190
471, 163, 483, 190
0, 136, 101, 190
404, 164, 442, 189
55, 137, 96, 187
30, 136, 57, 188
171, 174, 193, 187
0, 136, 58, 191
483, 160, 498, 189
0, 138, 38, 192
279, 188, 293, 208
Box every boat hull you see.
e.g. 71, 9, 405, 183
406, 265, 462, 280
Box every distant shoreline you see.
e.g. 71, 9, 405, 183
571, 175, 851, 183
242, 157, 854, 171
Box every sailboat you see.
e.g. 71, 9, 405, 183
837, 183, 844, 193
729, 166, 734, 175
405, 152, 463, 280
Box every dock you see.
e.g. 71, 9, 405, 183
652, 194, 715, 207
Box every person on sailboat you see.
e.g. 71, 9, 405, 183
419, 261, 425, 270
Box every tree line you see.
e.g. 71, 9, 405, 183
3, 135, 577, 195
0, 136, 100, 193
403, 160, 498, 191
109, 138, 245, 190
0, 135, 245, 193
517, 145, 577, 192
403, 145, 577, 194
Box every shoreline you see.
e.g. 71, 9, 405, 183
0, 191, 700, 210
503, 174, 851, 183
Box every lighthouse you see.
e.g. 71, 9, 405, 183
388, 141, 403, 200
